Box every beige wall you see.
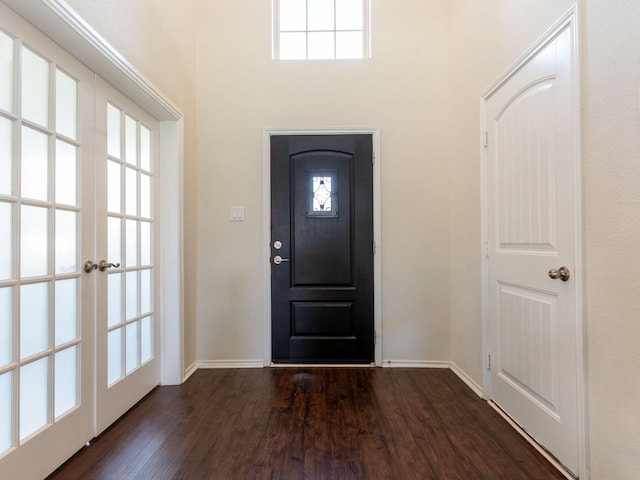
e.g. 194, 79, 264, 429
47, 0, 640, 476
63, 0, 200, 369
583, 1, 640, 478
195, 0, 452, 363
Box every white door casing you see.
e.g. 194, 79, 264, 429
481, 7, 584, 477
262, 128, 382, 366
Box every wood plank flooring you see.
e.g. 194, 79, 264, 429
47, 368, 565, 479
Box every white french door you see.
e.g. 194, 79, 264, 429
0, 6, 95, 479
95, 79, 159, 434
0, 4, 160, 478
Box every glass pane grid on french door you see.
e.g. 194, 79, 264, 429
106, 102, 154, 387
0, 36, 82, 455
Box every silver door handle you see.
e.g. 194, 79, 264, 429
99, 260, 121, 271
83, 260, 98, 273
273, 255, 289, 265
548, 266, 570, 281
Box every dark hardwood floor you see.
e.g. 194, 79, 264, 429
47, 368, 565, 479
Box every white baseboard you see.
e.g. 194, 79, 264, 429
183, 361, 198, 382
381, 360, 450, 369
380, 360, 484, 398
488, 400, 576, 480
449, 362, 484, 398
198, 359, 265, 369
189, 359, 483, 399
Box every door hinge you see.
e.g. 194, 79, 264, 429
487, 352, 492, 370
372, 241, 377, 255
372, 151, 376, 165
484, 241, 489, 259
483, 131, 488, 147
374, 330, 377, 345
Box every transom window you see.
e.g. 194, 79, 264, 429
274, 0, 370, 60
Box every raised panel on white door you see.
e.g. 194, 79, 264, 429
497, 283, 559, 418
495, 80, 557, 253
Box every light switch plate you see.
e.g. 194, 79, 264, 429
230, 206, 245, 222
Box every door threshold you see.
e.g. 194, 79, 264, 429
270, 363, 376, 368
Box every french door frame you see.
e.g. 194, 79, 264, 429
0, 0, 185, 386
479, 6, 587, 479
262, 127, 382, 367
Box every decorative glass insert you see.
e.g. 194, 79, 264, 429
313, 176, 332, 211
308, 172, 338, 217
275, 0, 370, 60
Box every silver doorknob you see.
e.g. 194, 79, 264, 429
548, 266, 570, 281
99, 260, 121, 271
273, 255, 289, 265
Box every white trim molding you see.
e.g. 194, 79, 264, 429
199, 360, 265, 370
489, 401, 579, 480
381, 360, 450, 369
191, 360, 483, 400
449, 362, 483, 398
262, 127, 382, 367
159, 119, 186, 385
183, 361, 199, 381
1, 0, 181, 121
381, 361, 483, 397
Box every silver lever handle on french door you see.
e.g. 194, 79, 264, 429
273, 255, 289, 265
548, 266, 570, 282
99, 260, 121, 271
83, 261, 98, 273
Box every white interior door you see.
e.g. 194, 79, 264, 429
95, 78, 160, 434
484, 17, 580, 475
0, 6, 95, 479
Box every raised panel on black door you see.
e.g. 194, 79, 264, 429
292, 151, 353, 286
271, 134, 373, 363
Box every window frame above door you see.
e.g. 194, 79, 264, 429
272, 0, 372, 60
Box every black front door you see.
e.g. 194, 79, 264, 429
271, 134, 374, 363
